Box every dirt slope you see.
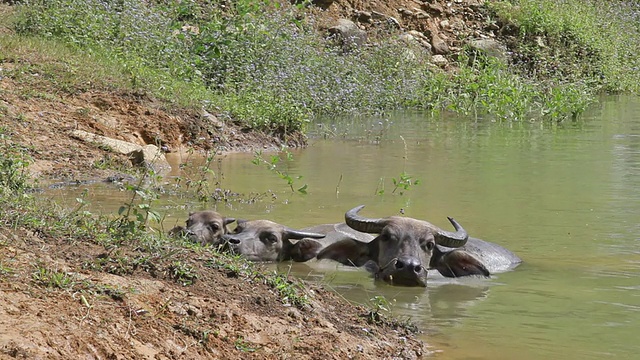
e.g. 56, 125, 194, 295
0, 227, 426, 359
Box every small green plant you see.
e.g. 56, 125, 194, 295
115, 167, 162, 236
252, 148, 308, 194
0, 128, 33, 193
32, 265, 75, 289
265, 271, 308, 308
181, 149, 220, 203
365, 295, 392, 324
376, 136, 420, 196
392, 172, 420, 195
0, 261, 13, 276
234, 336, 257, 352
167, 261, 198, 286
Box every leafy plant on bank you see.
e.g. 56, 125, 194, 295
0, 127, 34, 194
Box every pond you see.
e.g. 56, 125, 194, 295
48, 95, 640, 359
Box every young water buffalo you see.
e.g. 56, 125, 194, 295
169, 211, 236, 246
316, 205, 520, 287
221, 220, 327, 262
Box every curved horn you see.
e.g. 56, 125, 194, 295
345, 205, 388, 234
223, 217, 236, 226
433, 217, 468, 248
284, 228, 326, 240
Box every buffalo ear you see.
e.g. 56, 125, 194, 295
433, 249, 490, 278
287, 239, 324, 262
316, 239, 375, 267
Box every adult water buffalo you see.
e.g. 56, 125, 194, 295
169, 211, 236, 246
221, 219, 327, 262
316, 205, 521, 287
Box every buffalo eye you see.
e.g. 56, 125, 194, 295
421, 240, 435, 251
264, 234, 278, 244
380, 229, 396, 243
209, 223, 220, 231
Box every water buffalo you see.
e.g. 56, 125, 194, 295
221, 219, 327, 262
316, 205, 521, 287
169, 211, 236, 246
431, 236, 522, 278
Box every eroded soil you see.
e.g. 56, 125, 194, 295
0, 228, 425, 359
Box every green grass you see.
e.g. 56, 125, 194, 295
489, 0, 640, 93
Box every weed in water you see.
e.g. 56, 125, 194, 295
376, 136, 420, 196
365, 295, 393, 325
252, 148, 308, 194
115, 168, 162, 237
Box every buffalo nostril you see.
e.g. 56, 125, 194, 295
228, 238, 240, 245
396, 257, 423, 274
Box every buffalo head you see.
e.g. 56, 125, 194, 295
223, 219, 326, 262
316, 205, 489, 287
169, 211, 236, 246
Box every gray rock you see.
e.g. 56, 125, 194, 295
355, 11, 372, 23
401, 31, 433, 53
328, 19, 367, 52
467, 38, 508, 63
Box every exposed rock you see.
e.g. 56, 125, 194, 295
312, 0, 335, 9
426, 2, 445, 15
412, 8, 429, 19
355, 10, 372, 23
128, 145, 172, 175
371, 11, 386, 20
467, 38, 508, 63
71, 130, 171, 175
398, 8, 413, 16
404, 30, 433, 53
203, 111, 224, 129
71, 130, 140, 154
327, 19, 367, 52
431, 54, 449, 68
431, 31, 450, 55
387, 16, 402, 30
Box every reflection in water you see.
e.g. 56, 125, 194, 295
274, 261, 491, 334
46, 96, 640, 359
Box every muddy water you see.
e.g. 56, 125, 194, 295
49, 95, 640, 359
